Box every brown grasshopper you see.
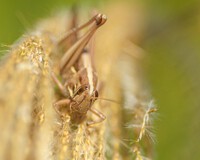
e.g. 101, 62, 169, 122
52, 12, 107, 125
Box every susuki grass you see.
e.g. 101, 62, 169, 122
0, 2, 157, 160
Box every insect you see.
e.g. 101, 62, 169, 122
52, 11, 107, 125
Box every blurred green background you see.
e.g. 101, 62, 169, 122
144, 1, 200, 159
0, 0, 200, 159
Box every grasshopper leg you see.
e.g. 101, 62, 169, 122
60, 14, 107, 73
53, 99, 71, 116
87, 108, 106, 126
51, 72, 68, 96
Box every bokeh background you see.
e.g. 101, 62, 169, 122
0, 0, 200, 159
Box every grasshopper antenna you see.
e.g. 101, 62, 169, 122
94, 97, 120, 105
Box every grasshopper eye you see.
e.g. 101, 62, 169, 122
75, 87, 84, 95
94, 90, 98, 98
75, 85, 89, 95
84, 85, 89, 90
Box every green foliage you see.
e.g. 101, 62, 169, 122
145, 1, 200, 159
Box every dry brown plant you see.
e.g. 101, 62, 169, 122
0, 2, 157, 160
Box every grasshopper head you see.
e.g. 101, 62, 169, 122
72, 85, 98, 113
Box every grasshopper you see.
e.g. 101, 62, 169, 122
52, 12, 107, 125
